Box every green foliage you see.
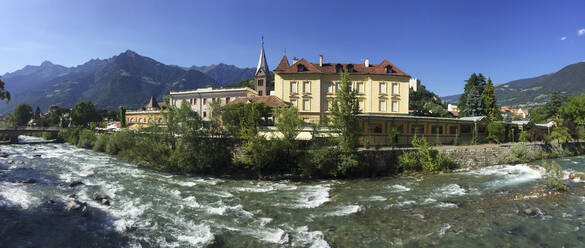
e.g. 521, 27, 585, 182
42, 132, 58, 140
77, 129, 97, 149
93, 134, 108, 152
549, 127, 572, 144
505, 144, 532, 164
487, 122, 505, 143
542, 160, 567, 191
275, 106, 302, 142
519, 130, 531, 142
330, 70, 360, 153
397, 135, 458, 172
71, 101, 99, 127
482, 78, 502, 121
387, 127, 400, 148
13, 104, 33, 126
459, 73, 486, 117
577, 126, 585, 140
409, 85, 450, 117
119, 106, 126, 128
0, 77, 11, 103
559, 94, 585, 128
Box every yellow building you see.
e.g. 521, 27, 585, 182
126, 96, 166, 129
273, 55, 410, 123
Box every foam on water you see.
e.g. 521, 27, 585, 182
367, 195, 387, 201
388, 184, 411, 192
287, 184, 331, 209
433, 184, 466, 197
320, 205, 360, 217
291, 226, 331, 248
176, 224, 214, 247
436, 202, 458, 209
0, 182, 38, 209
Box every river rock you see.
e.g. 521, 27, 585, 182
0, 153, 9, 158
569, 174, 577, 180
523, 208, 537, 216
80, 205, 89, 217
33, 154, 41, 158
67, 194, 76, 199
47, 200, 56, 204
66, 200, 87, 212
18, 178, 37, 184
92, 192, 111, 206
7, 160, 14, 164
68, 181, 84, 187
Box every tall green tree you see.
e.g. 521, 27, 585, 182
34, 106, 41, 120
330, 70, 360, 153
463, 86, 484, 117
559, 94, 585, 128
71, 101, 99, 127
13, 104, 33, 126
481, 78, 501, 120
275, 106, 302, 143
409, 85, 450, 117
459, 73, 486, 116
0, 77, 11, 103
119, 106, 127, 128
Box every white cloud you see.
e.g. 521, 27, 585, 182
561, 36, 567, 40
578, 29, 585, 36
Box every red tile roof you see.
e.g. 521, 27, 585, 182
273, 56, 410, 77
229, 96, 285, 108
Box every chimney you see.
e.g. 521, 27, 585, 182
365, 58, 369, 67
319, 55, 323, 67
292, 57, 299, 64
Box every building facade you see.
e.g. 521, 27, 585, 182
169, 87, 257, 120
126, 96, 166, 129
273, 55, 411, 122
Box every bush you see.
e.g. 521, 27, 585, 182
549, 127, 572, 144
577, 126, 585, 141
77, 129, 96, 148
105, 131, 136, 156
93, 134, 108, 152
487, 122, 505, 143
397, 135, 458, 173
543, 160, 567, 191
519, 130, 531, 143
505, 144, 532, 164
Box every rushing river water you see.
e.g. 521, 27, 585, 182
2, 136, 585, 247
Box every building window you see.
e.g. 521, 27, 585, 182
138, 118, 143, 123
259, 90, 263, 96
226, 97, 230, 103
411, 124, 425, 134
347, 64, 353, 73
379, 82, 387, 94
290, 81, 297, 93
258, 79, 263, 86
461, 125, 472, 133
203, 111, 207, 118
335, 64, 343, 73
327, 82, 335, 94
291, 99, 297, 107
385, 65, 392, 74
431, 125, 443, 134
194, 98, 197, 104
449, 126, 458, 135
356, 82, 364, 94
368, 123, 383, 134
392, 101, 399, 112
297, 64, 305, 72
358, 99, 364, 112
379, 100, 386, 112
303, 81, 311, 93
190, 99, 193, 105
204, 98, 207, 105
303, 99, 310, 111
392, 83, 400, 95
324, 99, 331, 111
129, 118, 134, 123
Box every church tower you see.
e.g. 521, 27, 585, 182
254, 37, 271, 96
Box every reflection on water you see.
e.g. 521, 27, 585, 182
1, 136, 585, 247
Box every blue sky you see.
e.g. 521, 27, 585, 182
1, 0, 584, 96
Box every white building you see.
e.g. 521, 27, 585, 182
409, 78, 420, 92
169, 87, 257, 120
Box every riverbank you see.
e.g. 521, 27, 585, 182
2, 138, 585, 247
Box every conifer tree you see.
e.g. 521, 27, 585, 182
481, 78, 501, 120
464, 86, 484, 117
459, 73, 486, 116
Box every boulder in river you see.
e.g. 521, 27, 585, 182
92, 192, 111, 206
18, 178, 37, 184
523, 208, 538, 216
68, 181, 84, 187
67, 194, 76, 199
66, 200, 89, 217
33, 154, 41, 158
0, 153, 9, 158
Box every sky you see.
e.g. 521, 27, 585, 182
1, 0, 584, 96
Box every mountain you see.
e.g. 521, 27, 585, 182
0, 50, 218, 114
1, 61, 71, 94
441, 62, 585, 106
190, 63, 255, 86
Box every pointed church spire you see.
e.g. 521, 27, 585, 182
256, 36, 270, 76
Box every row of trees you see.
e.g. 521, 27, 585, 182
458, 73, 501, 120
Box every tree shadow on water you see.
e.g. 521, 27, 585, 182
0, 200, 130, 248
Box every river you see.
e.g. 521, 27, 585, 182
1, 136, 585, 247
